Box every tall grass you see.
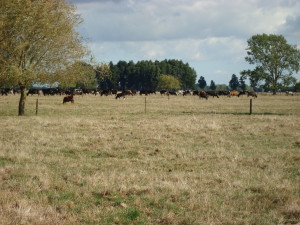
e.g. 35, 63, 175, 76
0, 94, 299, 224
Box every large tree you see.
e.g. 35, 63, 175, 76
0, 0, 89, 115
229, 74, 239, 90
197, 76, 207, 89
242, 34, 300, 94
157, 74, 181, 90
239, 76, 246, 91
209, 80, 216, 90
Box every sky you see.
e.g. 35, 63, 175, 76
70, 0, 300, 84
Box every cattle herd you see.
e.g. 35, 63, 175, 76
0, 87, 297, 103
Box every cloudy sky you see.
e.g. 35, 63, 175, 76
70, 0, 300, 84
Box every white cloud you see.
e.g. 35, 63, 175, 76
71, 0, 300, 83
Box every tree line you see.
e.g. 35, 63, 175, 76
197, 74, 249, 92
96, 59, 197, 91
1, 0, 300, 115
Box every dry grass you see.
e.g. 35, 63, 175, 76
0, 93, 299, 224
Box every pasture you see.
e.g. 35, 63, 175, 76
0, 93, 299, 224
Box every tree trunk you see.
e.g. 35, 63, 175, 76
19, 86, 27, 116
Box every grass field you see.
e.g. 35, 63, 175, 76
0, 93, 299, 224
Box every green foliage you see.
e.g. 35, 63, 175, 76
197, 76, 207, 89
157, 74, 181, 90
216, 84, 229, 91
209, 80, 216, 90
229, 74, 239, 90
0, 0, 88, 115
295, 82, 300, 92
239, 76, 246, 91
242, 34, 300, 94
106, 59, 196, 90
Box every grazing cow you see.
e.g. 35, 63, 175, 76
111, 89, 118, 95
115, 92, 125, 99
286, 91, 294, 96
100, 89, 111, 96
247, 91, 258, 98
207, 91, 219, 98
228, 91, 239, 97
218, 91, 230, 96
168, 90, 178, 96
193, 90, 200, 96
198, 91, 208, 99
140, 89, 155, 95
159, 90, 167, 95
123, 89, 133, 96
183, 90, 192, 96
27, 89, 42, 96
63, 95, 74, 104
0, 88, 10, 96
237, 91, 247, 97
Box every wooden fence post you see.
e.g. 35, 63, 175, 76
145, 96, 147, 113
36, 99, 39, 116
249, 99, 252, 115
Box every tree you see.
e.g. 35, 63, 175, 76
74, 62, 98, 89
239, 76, 246, 91
242, 34, 300, 94
216, 84, 229, 91
240, 67, 266, 90
197, 76, 207, 89
209, 80, 216, 90
229, 74, 239, 90
95, 62, 112, 89
0, 0, 88, 115
295, 82, 300, 92
157, 75, 181, 90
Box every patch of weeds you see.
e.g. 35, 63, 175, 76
120, 207, 141, 224
285, 167, 300, 180
93, 152, 116, 158
44, 189, 77, 204
142, 197, 156, 207
61, 148, 78, 158
282, 208, 300, 224
92, 192, 127, 207
0, 156, 15, 167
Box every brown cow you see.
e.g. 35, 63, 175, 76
228, 91, 239, 97
198, 91, 208, 99
63, 95, 74, 104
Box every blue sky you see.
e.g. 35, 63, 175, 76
70, 0, 300, 84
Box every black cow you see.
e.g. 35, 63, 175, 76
63, 95, 74, 104
247, 91, 257, 98
115, 92, 125, 99
27, 89, 42, 96
207, 91, 219, 98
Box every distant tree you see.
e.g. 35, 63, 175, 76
209, 80, 216, 90
197, 76, 207, 89
73, 62, 97, 89
157, 75, 181, 90
295, 82, 300, 92
239, 76, 246, 91
280, 76, 297, 91
95, 63, 112, 89
229, 74, 239, 90
242, 34, 300, 94
216, 84, 229, 91
240, 67, 266, 90
0, 0, 89, 115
